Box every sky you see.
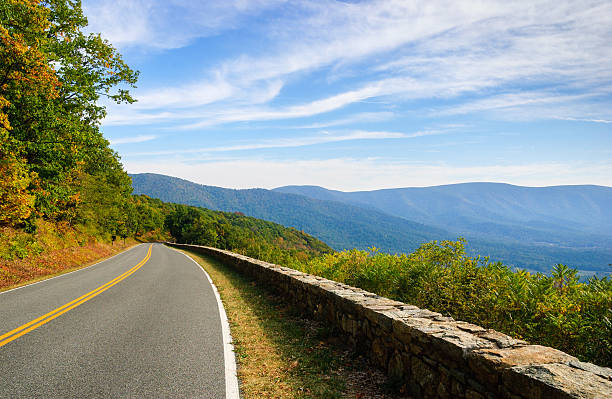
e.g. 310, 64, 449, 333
84, 0, 612, 191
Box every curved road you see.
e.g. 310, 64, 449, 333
0, 243, 235, 398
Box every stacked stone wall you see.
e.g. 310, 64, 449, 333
167, 243, 612, 399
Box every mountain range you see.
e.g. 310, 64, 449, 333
275, 183, 612, 249
131, 173, 612, 274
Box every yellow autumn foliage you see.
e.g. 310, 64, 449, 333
0, 151, 36, 226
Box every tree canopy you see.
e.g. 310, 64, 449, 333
0, 0, 138, 233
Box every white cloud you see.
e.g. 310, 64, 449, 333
103, 110, 196, 126
83, 0, 286, 50
108, 134, 158, 145
177, 83, 392, 129
292, 112, 395, 129
98, 0, 612, 128
124, 158, 612, 191
436, 92, 598, 116
131, 78, 284, 111
556, 117, 612, 124
125, 130, 426, 156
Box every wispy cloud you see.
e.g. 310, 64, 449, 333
176, 83, 395, 129
435, 92, 599, 116
292, 112, 395, 129
108, 134, 158, 145
555, 117, 612, 124
100, 0, 612, 128
83, 0, 286, 50
125, 130, 429, 156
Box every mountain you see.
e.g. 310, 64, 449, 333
130, 173, 454, 253
274, 183, 612, 250
131, 174, 612, 273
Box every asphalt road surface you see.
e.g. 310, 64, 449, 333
0, 243, 230, 398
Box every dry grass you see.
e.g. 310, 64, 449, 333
0, 220, 139, 291
181, 249, 408, 399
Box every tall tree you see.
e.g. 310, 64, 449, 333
0, 0, 57, 225
0, 0, 138, 229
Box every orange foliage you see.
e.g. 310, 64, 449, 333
0, 0, 60, 130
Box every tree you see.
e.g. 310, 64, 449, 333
0, 0, 138, 228
0, 0, 59, 226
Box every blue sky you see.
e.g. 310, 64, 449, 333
84, 0, 612, 191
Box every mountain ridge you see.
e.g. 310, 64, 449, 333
130, 173, 454, 253
274, 182, 612, 247
131, 173, 612, 273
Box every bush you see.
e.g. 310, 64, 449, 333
293, 239, 612, 367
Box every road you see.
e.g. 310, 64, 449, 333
0, 243, 236, 398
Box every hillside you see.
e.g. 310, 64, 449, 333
160, 197, 332, 260
130, 173, 454, 253
275, 183, 612, 272
132, 174, 612, 273
274, 183, 612, 247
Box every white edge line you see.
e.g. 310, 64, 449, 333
0, 243, 145, 296
170, 246, 240, 399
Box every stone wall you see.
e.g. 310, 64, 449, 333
167, 243, 612, 399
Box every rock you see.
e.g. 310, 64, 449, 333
412, 357, 438, 389
388, 351, 405, 379
568, 360, 612, 381
503, 363, 612, 399
474, 345, 578, 369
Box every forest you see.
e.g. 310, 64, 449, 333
1, 0, 137, 238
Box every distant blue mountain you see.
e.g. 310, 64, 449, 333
131, 174, 612, 273
130, 173, 454, 253
274, 183, 612, 250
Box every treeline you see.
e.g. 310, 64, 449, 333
0, 0, 137, 239
164, 202, 332, 264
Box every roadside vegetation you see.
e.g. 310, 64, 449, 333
165, 214, 611, 368
0, 220, 138, 291
165, 210, 611, 367
181, 249, 404, 399
289, 240, 612, 367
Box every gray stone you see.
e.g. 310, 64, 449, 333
503, 363, 612, 399
476, 329, 527, 349
568, 360, 612, 381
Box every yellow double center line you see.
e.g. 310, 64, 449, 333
0, 245, 152, 348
